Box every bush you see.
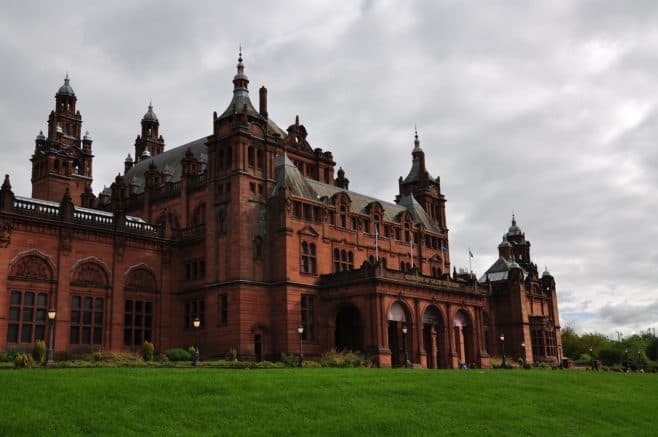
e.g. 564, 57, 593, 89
304, 360, 322, 368
227, 347, 239, 362
14, 352, 34, 368
165, 348, 192, 362
252, 360, 285, 369
280, 353, 298, 368
32, 340, 46, 364
320, 349, 366, 368
142, 341, 155, 362
93, 350, 104, 362
0, 349, 20, 362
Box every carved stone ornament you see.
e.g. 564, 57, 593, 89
0, 221, 12, 248
10, 254, 53, 281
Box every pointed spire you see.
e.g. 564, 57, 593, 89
2, 174, 11, 191
232, 46, 249, 95
413, 125, 421, 150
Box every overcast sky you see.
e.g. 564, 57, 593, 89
1, 1, 656, 338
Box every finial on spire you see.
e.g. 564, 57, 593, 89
65, 72, 69, 83
239, 44, 243, 63
512, 213, 516, 226
414, 125, 420, 149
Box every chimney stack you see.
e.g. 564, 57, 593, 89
259, 86, 268, 118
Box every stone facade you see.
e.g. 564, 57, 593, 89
0, 55, 562, 367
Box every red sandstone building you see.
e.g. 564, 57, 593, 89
0, 54, 562, 367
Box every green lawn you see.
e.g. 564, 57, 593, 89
0, 368, 655, 436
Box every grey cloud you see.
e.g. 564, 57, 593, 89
1, 0, 657, 336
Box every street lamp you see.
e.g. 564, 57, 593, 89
521, 342, 526, 367
589, 346, 594, 370
500, 334, 506, 368
193, 317, 201, 367
46, 307, 56, 367
297, 325, 305, 368
402, 325, 409, 368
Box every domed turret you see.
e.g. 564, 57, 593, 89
56, 74, 75, 97
507, 214, 523, 236
142, 102, 158, 122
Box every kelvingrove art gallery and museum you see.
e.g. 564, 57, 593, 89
0, 54, 562, 367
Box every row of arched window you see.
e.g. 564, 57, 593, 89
334, 249, 354, 272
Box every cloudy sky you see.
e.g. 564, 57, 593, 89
1, 1, 656, 337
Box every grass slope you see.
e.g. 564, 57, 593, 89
0, 369, 655, 436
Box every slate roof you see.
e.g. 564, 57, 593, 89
478, 256, 527, 283
272, 153, 441, 231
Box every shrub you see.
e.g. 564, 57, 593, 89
320, 349, 366, 368
252, 360, 285, 369
142, 341, 155, 362
280, 353, 298, 368
14, 352, 34, 368
304, 360, 322, 368
165, 348, 192, 362
227, 347, 239, 362
93, 350, 104, 362
32, 340, 46, 364
0, 349, 20, 362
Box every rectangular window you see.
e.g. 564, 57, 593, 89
6, 290, 48, 344
185, 298, 205, 328
70, 295, 103, 345
301, 295, 315, 341
124, 299, 154, 347
218, 294, 228, 326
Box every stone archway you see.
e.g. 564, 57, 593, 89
453, 310, 473, 367
335, 305, 362, 352
387, 301, 411, 367
423, 305, 445, 369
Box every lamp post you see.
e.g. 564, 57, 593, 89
297, 325, 304, 368
46, 307, 56, 367
402, 325, 409, 368
500, 334, 506, 368
192, 317, 201, 366
589, 346, 594, 370
521, 342, 526, 367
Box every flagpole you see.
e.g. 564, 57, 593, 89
375, 228, 379, 261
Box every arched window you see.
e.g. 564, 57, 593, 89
226, 146, 232, 168
334, 249, 341, 272
192, 203, 206, 226
340, 205, 348, 228
247, 146, 255, 167
254, 237, 263, 259
309, 243, 316, 274
256, 149, 264, 169
404, 223, 411, 243
301, 242, 309, 273
374, 214, 381, 236
348, 251, 354, 270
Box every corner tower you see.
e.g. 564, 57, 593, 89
397, 129, 447, 230
134, 103, 165, 161
31, 75, 93, 205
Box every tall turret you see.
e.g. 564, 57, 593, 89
135, 102, 165, 160
31, 75, 93, 205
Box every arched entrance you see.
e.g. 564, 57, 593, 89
423, 306, 445, 368
387, 301, 411, 367
453, 310, 473, 366
335, 306, 362, 352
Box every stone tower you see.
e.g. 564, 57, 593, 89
31, 75, 93, 205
